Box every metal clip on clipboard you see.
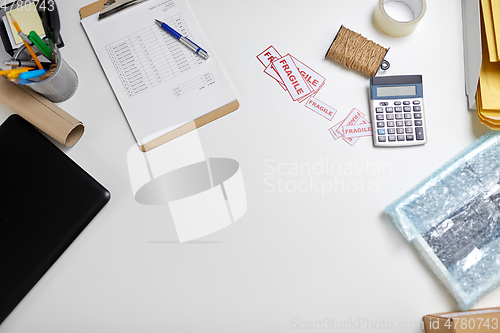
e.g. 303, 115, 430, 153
98, 0, 149, 20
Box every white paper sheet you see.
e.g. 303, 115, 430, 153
81, 0, 237, 146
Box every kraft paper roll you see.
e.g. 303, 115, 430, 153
373, 0, 426, 38
0, 76, 84, 146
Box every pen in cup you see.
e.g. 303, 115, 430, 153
5, 60, 51, 69
28, 31, 51, 59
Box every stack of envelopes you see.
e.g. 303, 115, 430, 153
477, 0, 500, 128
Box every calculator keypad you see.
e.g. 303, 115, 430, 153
370, 98, 426, 147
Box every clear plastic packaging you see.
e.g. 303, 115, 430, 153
385, 131, 500, 310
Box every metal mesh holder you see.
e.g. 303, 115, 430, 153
13, 46, 78, 103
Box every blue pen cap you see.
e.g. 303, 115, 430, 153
19, 69, 47, 80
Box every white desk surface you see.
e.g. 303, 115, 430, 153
1, 0, 498, 332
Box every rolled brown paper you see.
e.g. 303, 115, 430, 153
0, 76, 84, 146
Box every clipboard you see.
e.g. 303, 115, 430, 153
79, 0, 239, 152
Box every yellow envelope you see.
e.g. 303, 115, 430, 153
477, 88, 500, 128
481, 0, 499, 61
477, 83, 500, 117
478, 18, 500, 111
477, 112, 500, 129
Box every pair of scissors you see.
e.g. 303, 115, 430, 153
35, 0, 60, 59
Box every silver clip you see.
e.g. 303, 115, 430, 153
98, 0, 149, 21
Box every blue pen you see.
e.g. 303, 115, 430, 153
155, 19, 209, 60
19, 69, 47, 80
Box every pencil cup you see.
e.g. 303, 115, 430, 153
14, 46, 79, 103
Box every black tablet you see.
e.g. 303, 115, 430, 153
0, 114, 110, 323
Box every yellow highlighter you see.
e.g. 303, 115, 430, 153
7, 69, 32, 80
0, 67, 32, 79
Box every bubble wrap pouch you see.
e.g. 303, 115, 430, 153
385, 131, 500, 310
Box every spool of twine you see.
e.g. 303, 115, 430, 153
326, 26, 388, 77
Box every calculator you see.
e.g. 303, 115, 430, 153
369, 75, 427, 147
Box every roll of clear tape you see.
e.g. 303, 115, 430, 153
373, 0, 426, 37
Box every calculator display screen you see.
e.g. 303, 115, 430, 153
377, 85, 417, 97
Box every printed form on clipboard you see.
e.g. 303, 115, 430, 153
81, 0, 239, 152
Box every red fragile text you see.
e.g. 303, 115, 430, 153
279, 59, 304, 95
309, 100, 332, 116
